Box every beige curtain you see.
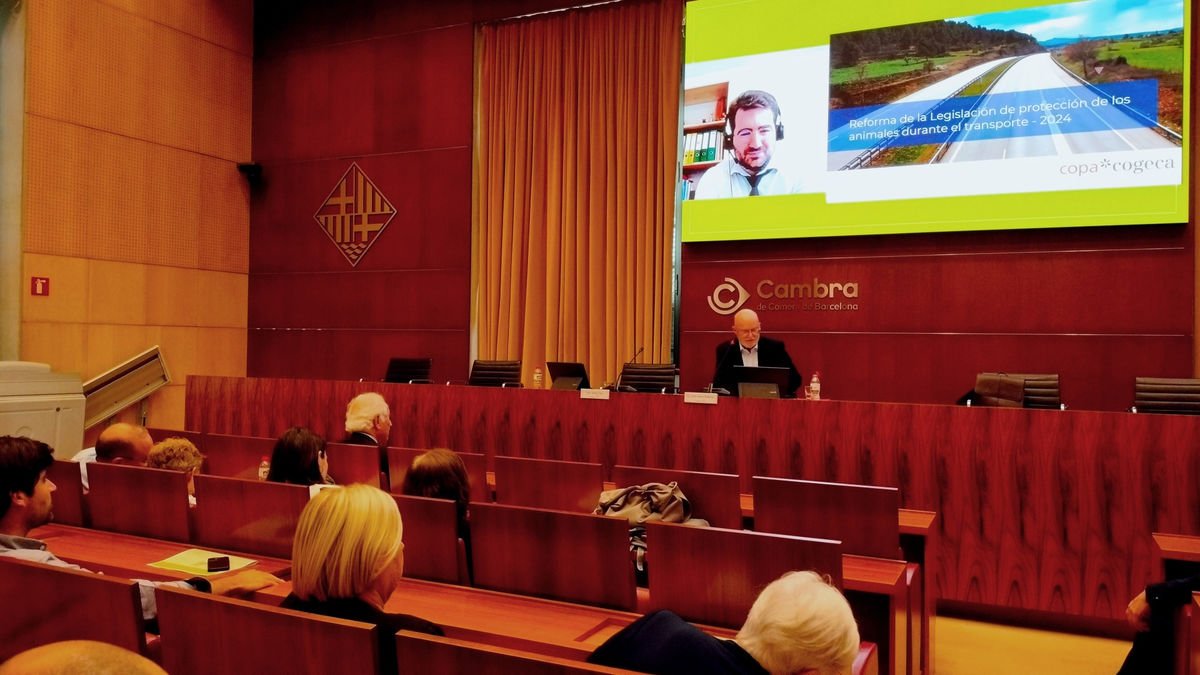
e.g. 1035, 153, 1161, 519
474, 0, 682, 387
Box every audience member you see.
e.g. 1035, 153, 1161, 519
343, 392, 392, 476
0, 640, 167, 675
1118, 575, 1200, 673
71, 422, 153, 490
0, 435, 281, 622
146, 437, 205, 505
266, 426, 333, 486
400, 448, 471, 532
588, 570, 859, 675
712, 308, 801, 397
282, 483, 442, 675
401, 448, 473, 580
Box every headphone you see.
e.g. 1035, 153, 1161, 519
723, 90, 785, 150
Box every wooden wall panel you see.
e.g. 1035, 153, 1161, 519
25, 116, 250, 272
683, 247, 1189, 334
21, 0, 252, 428
252, 26, 472, 163
248, 3, 488, 383
27, 0, 251, 158
186, 376, 1200, 624
248, 151, 472, 273
680, 223, 1192, 412
21, 254, 87, 323
246, 329, 470, 383
681, 331, 1192, 412
249, 271, 468, 329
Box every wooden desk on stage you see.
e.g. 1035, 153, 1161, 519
28, 523, 291, 582
188, 376, 1200, 625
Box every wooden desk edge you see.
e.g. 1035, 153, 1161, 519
843, 555, 908, 595
898, 509, 936, 535
31, 523, 292, 580
1154, 532, 1200, 563
739, 495, 937, 537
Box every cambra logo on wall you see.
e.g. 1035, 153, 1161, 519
708, 277, 860, 315
314, 163, 396, 267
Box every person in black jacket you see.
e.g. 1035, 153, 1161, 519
342, 392, 392, 476
1118, 575, 1200, 673
282, 484, 442, 675
712, 308, 802, 396
588, 571, 859, 675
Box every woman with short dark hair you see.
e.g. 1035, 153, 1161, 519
266, 426, 332, 486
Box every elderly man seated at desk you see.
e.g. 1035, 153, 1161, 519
0, 435, 281, 621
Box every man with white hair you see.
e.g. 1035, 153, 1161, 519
342, 392, 393, 475
587, 571, 859, 675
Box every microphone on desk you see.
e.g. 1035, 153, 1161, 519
705, 339, 737, 395
610, 346, 645, 392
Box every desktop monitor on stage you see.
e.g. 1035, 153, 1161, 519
384, 357, 433, 384
547, 362, 591, 391
733, 365, 794, 399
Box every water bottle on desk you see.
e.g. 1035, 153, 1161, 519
533, 367, 544, 389
809, 372, 821, 401
258, 456, 270, 481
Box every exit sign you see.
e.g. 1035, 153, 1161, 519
30, 277, 49, 296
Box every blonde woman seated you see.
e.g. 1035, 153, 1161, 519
146, 437, 204, 506
282, 484, 442, 675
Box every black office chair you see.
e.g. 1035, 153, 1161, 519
467, 360, 523, 388
615, 363, 677, 393
1133, 377, 1200, 415
383, 357, 433, 384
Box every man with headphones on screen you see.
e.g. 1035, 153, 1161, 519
693, 89, 797, 200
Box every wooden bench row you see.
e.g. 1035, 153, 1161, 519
0, 557, 641, 674
33, 474, 909, 675
144, 429, 491, 500
47, 460, 466, 584
2, 547, 882, 675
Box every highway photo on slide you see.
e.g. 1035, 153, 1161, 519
826, 0, 1183, 172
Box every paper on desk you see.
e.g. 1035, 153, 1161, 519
148, 548, 257, 576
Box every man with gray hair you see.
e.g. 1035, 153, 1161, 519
588, 571, 859, 675
342, 392, 392, 476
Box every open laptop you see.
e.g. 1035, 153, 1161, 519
546, 361, 590, 391
732, 365, 794, 399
